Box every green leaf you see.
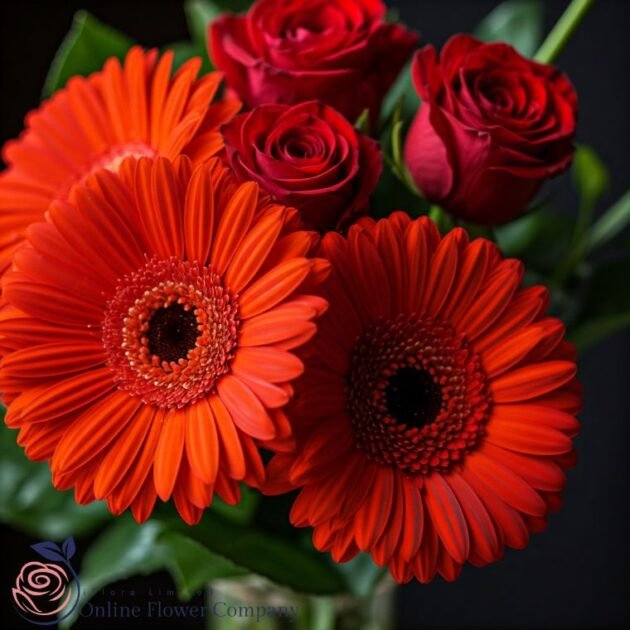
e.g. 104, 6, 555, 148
551, 146, 608, 285
163, 513, 347, 595
572, 145, 609, 214
586, 190, 630, 253
380, 115, 421, 200
496, 210, 549, 257
60, 517, 166, 629
495, 208, 573, 274
210, 484, 259, 525
354, 108, 370, 134
475, 0, 544, 57
0, 419, 111, 539
60, 517, 247, 628
43, 11, 134, 97
186, 0, 221, 49
371, 163, 428, 220
379, 60, 420, 131
184, 0, 223, 72
159, 531, 248, 600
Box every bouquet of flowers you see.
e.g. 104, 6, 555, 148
1, 0, 627, 627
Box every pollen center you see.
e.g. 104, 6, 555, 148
385, 367, 442, 429
147, 304, 199, 363
102, 257, 239, 409
347, 315, 491, 476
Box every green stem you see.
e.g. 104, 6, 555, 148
534, 0, 595, 64
428, 204, 445, 224
308, 597, 336, 630
428, 205, 455, 234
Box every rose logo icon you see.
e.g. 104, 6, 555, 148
11, 537, 80, 626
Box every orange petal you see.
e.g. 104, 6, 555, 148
232, 347, 304, 383
491, 361, 577, 402
239, 258, 312, 319
93, 404, 156, 500
185, 397, 219, 484
208, 394, 246, 480
224, 207, 286, 293
153, 408, 186, 500
216, 374, 275, 440
423, 474, 470, 564
52, 391, 141, 474
183, 163, 215, 263
211, 181, 258, 274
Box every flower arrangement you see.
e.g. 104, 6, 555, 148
0, 0, 627, 628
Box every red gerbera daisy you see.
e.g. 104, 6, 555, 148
0, 45, 240, 276
0, 156, 329, 525
266, 213, 580, 583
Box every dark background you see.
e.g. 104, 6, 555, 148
1, 1, 629, 628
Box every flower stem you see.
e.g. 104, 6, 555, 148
534, 0, 595, 64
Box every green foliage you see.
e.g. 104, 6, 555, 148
573, 145, 609, 215
586, 190, 630, 253
186, 0, 222, 47
169, 0, 254, 72
210, 485, 259, 525
0, 418, 111, 539
551, 146, 610, 284
161, 530, 248, 599
354, 108, 370, 134
164, 512, 347, 596
334, 554, 386, 598
380, 60, 420, 132
59, 516, 248, 628
43, 11, 133, 97
475, 0, 544, 57
495, 208, 573, 274
182, 0, 222, 72
60, 517, 165, 629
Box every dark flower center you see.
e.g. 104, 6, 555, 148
102, 257, 239, 408
385, 367, 442, 429
147, 303, 199, 363
346, 315, 491, 476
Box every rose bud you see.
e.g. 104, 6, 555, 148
404, 35, 578, 225
222, 100, 382, 231
210, 0, 418, 126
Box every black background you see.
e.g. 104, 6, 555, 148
1, 1, 629, 628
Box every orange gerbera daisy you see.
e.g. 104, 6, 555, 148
266, 213, 580, 583
0, 156, 329, 525
0, 45, 240, 277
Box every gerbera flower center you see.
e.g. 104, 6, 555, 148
384, 367, 443, 429
146, 303, 200, 363
347, 315, 491, 476
103, 257, 239, 409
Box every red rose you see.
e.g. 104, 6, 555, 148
404, 35, 578, 224
210, 0, 417, 126
222, 100, 382, 231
